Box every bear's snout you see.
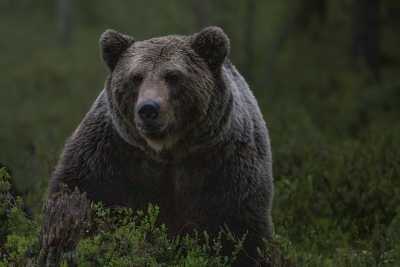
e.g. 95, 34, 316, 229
134, 78, 171, 138
135, 96, 168, 138
137, 100, 160, 122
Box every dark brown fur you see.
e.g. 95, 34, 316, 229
46, 26, 274, 266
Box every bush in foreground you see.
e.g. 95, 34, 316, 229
1, 158, 399, 266
0, 167, 291, 267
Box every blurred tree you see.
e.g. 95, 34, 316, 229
352, 0, 382, 81
57, 0, 72, 46
264, 0, 327, 85
192, 0, 210, 29
243, 0, 256, 83
296, 0, 327, 30
264, 1, 300, 86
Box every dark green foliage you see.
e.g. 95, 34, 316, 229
0, 167, 39, 267
273, 127, 400, 266
1, 159, 400, 266
0, 169, 254, 266
76, 203, 244, 267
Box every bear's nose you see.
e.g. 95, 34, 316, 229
137, 100, 160, 121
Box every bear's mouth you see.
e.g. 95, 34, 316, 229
136, 122, 167, 139
136, 123, 178, 152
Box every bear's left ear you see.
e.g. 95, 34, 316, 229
191, 26, 230, 71
99, 29, 135, 71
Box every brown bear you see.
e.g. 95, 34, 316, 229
44, 26, 273, 266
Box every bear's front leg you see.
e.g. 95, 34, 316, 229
38, 187, 91, 267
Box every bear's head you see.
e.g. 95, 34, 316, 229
100, 27, 231, 154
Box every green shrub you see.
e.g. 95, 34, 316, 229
0, 168, 251, 266
273, 126, 400, 266
0, 167, 39, 266
75, 203, 244, 267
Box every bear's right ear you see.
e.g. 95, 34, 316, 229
99, 29, 134, 71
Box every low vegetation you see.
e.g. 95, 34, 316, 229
1, 128, 400, 266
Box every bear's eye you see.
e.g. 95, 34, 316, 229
131, 73, 144, 85
164, 70, 182, 84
